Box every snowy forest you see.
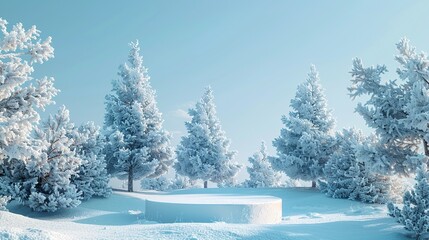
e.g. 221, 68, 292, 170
2, 9, 429, 240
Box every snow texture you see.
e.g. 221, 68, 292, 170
175, 87, 241, 185
271, 65, 335, 184
103, 41, 174, 192
0, 188, 407, 240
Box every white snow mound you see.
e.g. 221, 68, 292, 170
145, 194, 282, 224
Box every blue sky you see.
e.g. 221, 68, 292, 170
3, 1, 429, 180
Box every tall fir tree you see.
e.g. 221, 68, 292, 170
271, 65, 335, 187
70, 122, 111, 200
243, 141, 282, 188
175, 87, 241, 188
349, 38, 429, 175
0, 18, 58, 203
103, 41, 173, 192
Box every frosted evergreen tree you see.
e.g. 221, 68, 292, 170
70, 122, 111, 200
388, 165, 429, 239
103, 41, 174, 192
322, 129, 393, 203
271, 65, 335, 187
0, 18, 58, 198
349, 38, 429, 175
243, 141, 282, 188
10, 107, 81, 212
175, 87, 241, 188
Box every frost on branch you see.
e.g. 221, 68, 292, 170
0, 18, 57, 162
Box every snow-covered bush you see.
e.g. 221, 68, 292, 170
169, 174, 198, 190
243, 142, 282, 188
217, 178, 239, 188
141, 174, 198, 191
175, 87, 241, 188
322, 129, 395, 204
12, 107, 82, 212
388, 165, 429, 239
0, 195, 10, 211
271, 65, 335, 187
349, 38, 429, 175
103, 41, 174, 192
141, 176, 172, 191
70, 122, 111, 200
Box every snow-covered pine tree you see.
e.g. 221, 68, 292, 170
349, 38, 429, 175
175, 87, 241, 188
243, 141, 282, 188
322, 129, 393, 203
11, 106, 81, 212
70, 122, 111, 200
271, 65, 335, 187
103, 41, 174, 192
388, 165, 429, 239
0, 18, 58, 198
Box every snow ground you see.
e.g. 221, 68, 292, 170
0, 188, 408, 240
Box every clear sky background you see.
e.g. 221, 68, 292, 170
3, 1, 429, 181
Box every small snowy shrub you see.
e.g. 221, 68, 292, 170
388, 165, 429, 239
141, 174, 198, 191
243, 141, 282, 188
18, 107, 82, 212
322, 129, 395, 204
169, 174, 198, 190
217, 178, 239, 188
141, 176, 172, 191
0, 195, 10, 211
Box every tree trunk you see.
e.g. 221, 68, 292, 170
128, 167, 133, 192
204, 181, 208, 188
311, 180, 316, 188
424, 139, 429, 156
